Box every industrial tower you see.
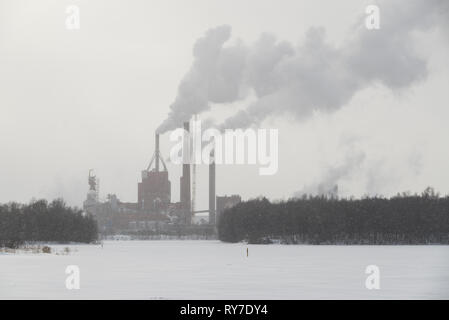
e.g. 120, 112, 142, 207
138, 133, 171, 213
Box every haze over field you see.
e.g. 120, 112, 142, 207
0, 0, 448, 208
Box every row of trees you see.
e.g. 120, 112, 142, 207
218, 188, 449, 244
0, 199, 98, 248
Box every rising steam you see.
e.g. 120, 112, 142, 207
157, 0, 448, 133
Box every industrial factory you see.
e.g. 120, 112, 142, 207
83, 121, 241, 236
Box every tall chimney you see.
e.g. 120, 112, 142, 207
209, 149, 216, 225
155, 133, 160, 172
180, 121, 191, 224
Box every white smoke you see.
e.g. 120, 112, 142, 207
295, 149, 366, 198
157, 0, 448, 133
157, 25, 248, 133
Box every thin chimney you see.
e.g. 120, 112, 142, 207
209, 149, 216, 225
180, 121, 191, 224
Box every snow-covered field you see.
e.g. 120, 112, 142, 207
1, 241, 448, 299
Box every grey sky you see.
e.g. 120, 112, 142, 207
1, 0, 448, 209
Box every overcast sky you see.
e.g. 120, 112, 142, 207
1, 0, 448, 208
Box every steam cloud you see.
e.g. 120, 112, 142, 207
295, 149, 366, 197
157, 0, 448, 133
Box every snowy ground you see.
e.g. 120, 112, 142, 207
1, 241, 448, 299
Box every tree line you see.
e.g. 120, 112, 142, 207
218, 187, 449, 244
0, 199, 98, 248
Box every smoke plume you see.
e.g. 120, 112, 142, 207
157, 0, 448, 133
295, 148, 366, 197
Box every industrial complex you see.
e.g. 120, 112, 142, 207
83, 121, 241, 236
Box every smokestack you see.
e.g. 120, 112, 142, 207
155, 133, 160, 172
180, 121, 191, 224
209, 149, 216, 225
